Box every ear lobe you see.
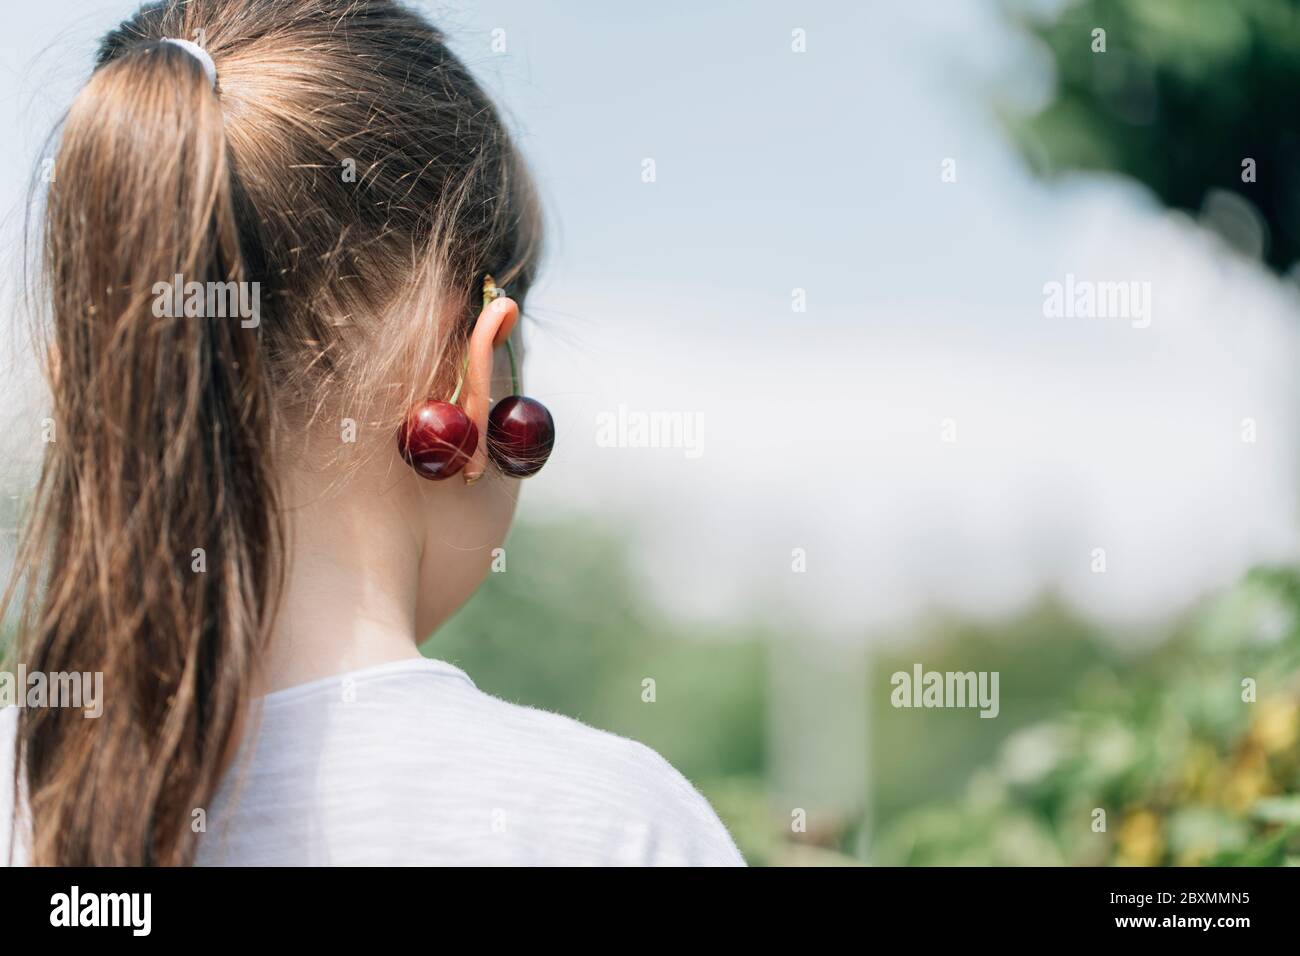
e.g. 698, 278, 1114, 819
462, 295, 518, 483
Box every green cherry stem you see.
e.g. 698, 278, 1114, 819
449, 353, 470, 405
505, 337, 520, 395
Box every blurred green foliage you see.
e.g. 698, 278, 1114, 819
431, 521, 1300, 866
1012, 0, 1300, 270
872, 574, 1300, 865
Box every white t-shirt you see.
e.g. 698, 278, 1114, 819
0, 657, 744, 866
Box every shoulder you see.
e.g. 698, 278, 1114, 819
209, 661, 748, 866
417, 683, 747, 866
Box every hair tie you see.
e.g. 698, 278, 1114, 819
160, 38, 217, 88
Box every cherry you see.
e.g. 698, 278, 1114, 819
397, 400, 479, 480
487, 395, 554, 478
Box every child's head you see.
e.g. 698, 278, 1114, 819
77, 0, 542, 423
12, 0, 541, 864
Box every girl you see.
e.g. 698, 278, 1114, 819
0, 0, 742, 866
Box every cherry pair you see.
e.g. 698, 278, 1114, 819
397, 277, 554, 481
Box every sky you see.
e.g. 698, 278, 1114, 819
0, 1, 1296, 640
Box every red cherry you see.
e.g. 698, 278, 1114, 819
397, 400, 479, 480
487, 396, 554, 478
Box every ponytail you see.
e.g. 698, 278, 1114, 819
9, 38, 280, 865
5, 0, 544, 866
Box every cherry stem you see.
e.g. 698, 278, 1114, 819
505, 336, 520, 395
449, 353, 469, 405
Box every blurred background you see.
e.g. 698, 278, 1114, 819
3, 0, 1300, 865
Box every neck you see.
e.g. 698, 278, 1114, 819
258, 456, 425, 695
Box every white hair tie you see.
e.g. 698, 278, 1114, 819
160, 38, 217, 88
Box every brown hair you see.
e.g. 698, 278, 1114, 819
3, 0, 541, 865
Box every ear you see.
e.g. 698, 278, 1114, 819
461, 294, 519, 483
